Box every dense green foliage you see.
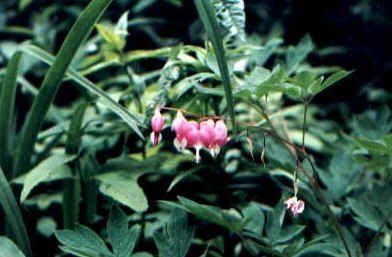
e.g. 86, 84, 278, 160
0, 0, 391, 257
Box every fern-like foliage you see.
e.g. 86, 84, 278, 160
213, 0, 246, 46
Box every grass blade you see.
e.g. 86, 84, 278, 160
0, 52, 22, 177
13, 0, 113, 177
194, 0, 237, 133
0, 167, 32, 257
20, 44, 144, 140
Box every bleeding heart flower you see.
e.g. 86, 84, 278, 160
210, 120, 229, 157
284, 196, 305, 217
199, 119, 215, 148
172, 111, 190, 152
150, 107, 165, 145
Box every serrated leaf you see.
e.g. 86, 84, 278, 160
96, 24, 125, 51
20, 154, 76, 202
153, 209, 194, 257
310, 70, 352, 95
55, 225, 113, 257
0, 237, 26, 257
95, 171, 148, 212
108, 206, 140, 257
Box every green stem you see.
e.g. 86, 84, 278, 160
194, 0, 236, 133
302, 101, 308, 150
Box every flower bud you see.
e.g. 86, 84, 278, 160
150, 107, 165, 145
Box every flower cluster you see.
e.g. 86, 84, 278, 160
284, 196, 305, 217
150, 108, 229, 163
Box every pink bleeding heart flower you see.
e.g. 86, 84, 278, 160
284, 196, 305, 217
150, 107, 165, 145
199, 119, 215, 149
183, 121, 203, 163
172, 111, 189, 152
210, 120, 228, 157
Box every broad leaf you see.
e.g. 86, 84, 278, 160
0, 237, 26, 257
242, 203, 264, 235
20, 154, 76, 202
178, 196, 245, 233
95, 171, 148, 212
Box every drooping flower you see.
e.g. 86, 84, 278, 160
199, 119, 215, 148
172, 111, 189, 152
150, 107, 165, 145
284, 196, 305, 217
183, 121, 203, 163
209, 120, 229, 157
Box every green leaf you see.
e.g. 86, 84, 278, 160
96, 24, 125, 51
0, 237, 26, 257
351, 106, 392, 139
131, 252, 154, 257
382, 134, 392, 155
242, 203, 265, 235
167, 169, 198, 192
95, 171, 148, 212
353, 137, 389, 155
55, 225, 113, 257
0, 168, 32, 257
319, 150, 360, 200
178, 196, 245, 233
20, 154, 76, 202
153, 209, 195, 257
108, 206, 140, 257
13, 0, 114, 177
264, 201, 286, 245
253, 38, 283, 66
286, 34, 314, 75
19, 0, 32, 10
275, 225, 305, 244
346, 197, 383, 231
0, 52, 22, 177
20, 44, 144, 140
310, 70, 352, 95
194, 0, 237, 133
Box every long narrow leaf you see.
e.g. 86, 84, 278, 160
194, 0, 237, 133
0, 52, 22, 177
20, 44, 144, 139
0, 167, 32, 257
13, 0, 113, 177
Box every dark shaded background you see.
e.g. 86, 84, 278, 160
1, 0, 392, 256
